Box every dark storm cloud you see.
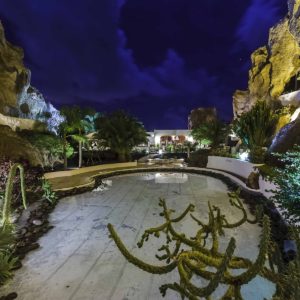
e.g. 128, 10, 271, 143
235, 0, 285, 51
0, 0, 287, 129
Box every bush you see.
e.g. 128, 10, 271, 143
210, 147, 237, 158
269, 147, 300, 223
249, 146, 267, 164
233, 101, 278, 155
187, 149, 210, 167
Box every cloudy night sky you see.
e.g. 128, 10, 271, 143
0, 0, 287, 130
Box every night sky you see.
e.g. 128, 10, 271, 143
0, 0, 287, 130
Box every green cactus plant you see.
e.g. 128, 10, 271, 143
0, 163, 26, 285
108, 189, 299, 299
1, 163, 27, 228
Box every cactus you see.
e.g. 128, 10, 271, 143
0, 163, 25, 285
108, 189, 299, 299
1, 163, 27, 228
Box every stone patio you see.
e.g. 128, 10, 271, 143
0, 173, 275, 300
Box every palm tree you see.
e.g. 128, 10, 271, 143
95, 111, 148, 162
60, 106, 96, 168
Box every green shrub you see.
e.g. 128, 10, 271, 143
41, 179, 57, 204
269, 146, 300, 223
0, 252, 17, 284
187, 149, 210, 167
233, 101, 278, 163
210, 147, 237, 158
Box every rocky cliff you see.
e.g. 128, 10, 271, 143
233, 0, 300, 117
0, 21, 63, 134
0, 21, 29, 115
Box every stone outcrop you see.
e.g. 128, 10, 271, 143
0, 112, 47, 132
0, 22, 63, 134
269, 115, 300, 152
233, 0, 300, 117
0, 21, 28, 115
0, 125, 43, 166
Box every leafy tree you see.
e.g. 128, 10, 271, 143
192, 120, 229, 148
233, 101, 278, 151
95, 111, 148, 162
60, 106, 96, 168
269, 146, 300, 223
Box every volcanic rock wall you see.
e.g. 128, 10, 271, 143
233, 0, 300, 117
0, 21, 29, 115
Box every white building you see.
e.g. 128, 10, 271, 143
147, 129, 194, 148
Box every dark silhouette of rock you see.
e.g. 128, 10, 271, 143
269, 117, 300, 152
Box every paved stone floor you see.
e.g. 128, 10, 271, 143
0, 173, 275, 300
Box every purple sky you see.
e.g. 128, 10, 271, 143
0, 0, 287, 130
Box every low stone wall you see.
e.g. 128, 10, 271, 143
206, 156, 279, 199
207, 156, 262, 179
44, 161, 138, 179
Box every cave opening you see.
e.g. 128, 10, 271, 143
283, 71, 300, 94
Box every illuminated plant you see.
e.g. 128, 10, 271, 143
108, 190, 299, 299
1, 163, 27, 228
233, 101, 278, 163
41, 179, 57, 204
0, 163, 26, 284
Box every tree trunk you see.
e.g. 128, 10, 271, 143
78, 141, 82, 168
118, 151, 126, 162
63, 133, 68, 170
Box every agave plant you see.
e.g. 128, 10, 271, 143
0, 252, 18, 284
233, 101, 278, 162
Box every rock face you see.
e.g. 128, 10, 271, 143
0, 21, 29, 115
0, 125, 43, 166
0, 112, 47, 132
0, 22, 63, 133
269, 116, 300, 152
233, 0, 300, 117
18, 72, 64, 134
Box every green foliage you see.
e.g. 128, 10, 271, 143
248, 145, 267, 164
95, 111, 148, 162
60, 105, 97, 168
269, 146, 300, 223
0, 164, 24, 285
23, 132, 74, 167
211, 147, 237, 158
187, 149, 210, 167
0, 252, 17, 285
108, 190, 290, 299
1, 163, 27, 228
41, 179, 57, 204
192, 120, 229, 149
233, 101, 278, 150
